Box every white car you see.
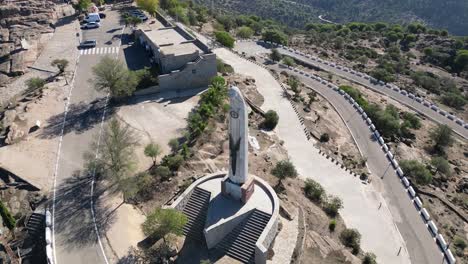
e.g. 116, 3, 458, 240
81, 22, 100, 29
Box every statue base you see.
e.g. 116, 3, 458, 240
221, 175, 255, 204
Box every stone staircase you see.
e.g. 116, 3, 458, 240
182, 187, 211, 242
26, 212, 45, 237
216, 209, 271, 264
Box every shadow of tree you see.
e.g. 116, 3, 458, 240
51, 169, 118, 250
40, 98, 115, 139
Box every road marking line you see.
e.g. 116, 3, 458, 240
80, 50, 83, 55
89, 24, 126, 264
97, 48, 101, 54
52, 50, 81, 264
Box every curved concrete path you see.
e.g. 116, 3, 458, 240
214, 48, 412, 264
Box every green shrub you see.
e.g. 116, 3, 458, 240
263, 110, 279, 130
262, 29, 288, 45
340, 85, 368, 108
441, 92, 466, 109
304, 179, 325, 203
329, 219, 337, 232
216, 59, 234, 74
236, 26, 254, 39
400, 160, 432, 185
0, 201, 16, 230
215, 31, 235, 48
362, 252, 377, 264
431, 156, 451, 176
162, 154, 184, 171
152, 166, 171, 181
402, 112, 421, 129
282, 57, 295, 67
320, 133, 330, 143
270, 48, 282, 62
25, 77, 46, 93
340, 228, 361, 255
323, 195, 343, 217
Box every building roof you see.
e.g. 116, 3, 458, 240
139, 25, 202, 56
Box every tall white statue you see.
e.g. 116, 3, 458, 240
222, 86, 254, 203
228, 86, 248, 184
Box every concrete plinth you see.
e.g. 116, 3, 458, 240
221, 175, 255, 203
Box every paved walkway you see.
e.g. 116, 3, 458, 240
267, 210, 299, 264
214, 48, 411, 264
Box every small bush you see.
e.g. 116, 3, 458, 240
263, 110, 279, 130
304, 179, 325, 202
329, 219, 337, 232
216, 59, 234, 74
168, 138, 180, 153
0, 201, 16, 230
162, 154, 184, 171
362, 252, 377, 264
270, 48, 282, 62
236, 26, 254, 39
340, 228, 361, 255
400, 160, 432, 185
323, 195, 343, 217
152, 166, 171, 181
282, 56, 295, 67
431, 156, 451, 176
320, 133, 330, 142
25, 77, 46, 93
215, 31, 235, 48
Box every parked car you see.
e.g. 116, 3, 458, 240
81, 22, 100, 29
99, 13, 106, 19
137, 14, 148, 21
79, 40, 97, 49
84, 13, 101, 23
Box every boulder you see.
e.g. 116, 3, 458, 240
5, 122, 26, 144
150, 234, 185, 260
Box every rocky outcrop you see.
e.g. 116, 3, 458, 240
0, 1, 73, 89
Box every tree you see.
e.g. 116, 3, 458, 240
125, 16, 143, 27
441, 93, 466, 109
271, 160, 298, 185
77, 0, 91, 11
163, 154, 184, 171
362, 253, 377, 264
282, 56, 295, 67
214, 31, 235, 48
25, 77, 46, 93
142, 208, 188, 242
454, 50, 468, 72
51, 59, 69, 74
263, 110, 279, 130
429, 124, 453, 152
144, 142, 162, 166
304, 179, 325, 202
400, 160, 432, 185
88, 118, 138, 188
340, 228, 361, 254
431, 156, 451, 176
262, 29, 288, 45
320, 133, 330, 142
91, 56, 138, 100
236, 26, 254, 39
136, 0, 159, 17
270, 48, 282, 62
188, 9, 198, 25
0, 201, 16, 230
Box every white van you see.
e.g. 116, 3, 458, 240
84, 13, 101, 23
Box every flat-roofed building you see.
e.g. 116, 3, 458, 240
135, 13, 217, 94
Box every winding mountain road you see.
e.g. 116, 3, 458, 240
236, 41, 468, 139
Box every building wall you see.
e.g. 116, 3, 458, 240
160, 50, 199, 73
158, 53, 217, 91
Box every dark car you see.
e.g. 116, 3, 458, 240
79, 40, 97, 49
99, 13, 106, 19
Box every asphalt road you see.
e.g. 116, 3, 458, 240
236, 41, 468, 139
276, 46, 468, 139
51, 8, 129, 264
265, 62, 443, 264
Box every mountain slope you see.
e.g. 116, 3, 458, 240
194, 0, 468, 35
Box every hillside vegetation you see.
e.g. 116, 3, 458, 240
194, 0, 468, 36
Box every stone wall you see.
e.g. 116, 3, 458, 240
159, 53, 216, 91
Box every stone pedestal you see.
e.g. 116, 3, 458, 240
221, 175, 255, 204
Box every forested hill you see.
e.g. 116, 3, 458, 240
193, 0, 468, 36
